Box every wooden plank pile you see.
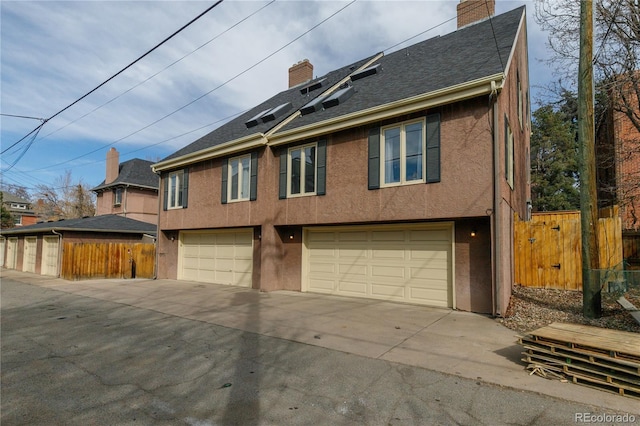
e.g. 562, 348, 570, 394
519, 322, 640, 399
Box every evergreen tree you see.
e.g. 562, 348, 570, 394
530, 97, 581, 211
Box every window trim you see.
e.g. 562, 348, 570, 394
227, 154, 252, 203
379, 118, 426, 188
167, 170, 185, 210
287, 142, 318, 198
113, 188, 122, 206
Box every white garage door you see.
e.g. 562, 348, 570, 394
303, 223, 453, 308
0, 237, 5, 267
179, 229, 253, 287
23, 237, 37, 273
41, 236, 60, 276
6, 238, 18, 269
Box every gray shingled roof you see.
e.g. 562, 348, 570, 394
160, 6, 524, 162
0, 214, 157, 236
92, 158, 158, 191
160, 56, 375, 163
281, 7, 524, 132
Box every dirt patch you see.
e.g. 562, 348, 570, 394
498, 285, 640, 334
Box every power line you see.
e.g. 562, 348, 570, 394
0, 113, 47, 121
37, 0, 275, 143
26, 0, 358, 172
4, 0, 224, 161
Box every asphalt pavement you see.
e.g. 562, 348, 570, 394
2, 271, 639, 425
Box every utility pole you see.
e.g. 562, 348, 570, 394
578, 0, 601, 319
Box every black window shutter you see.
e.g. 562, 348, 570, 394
368, 127, 380, 189
250, 151, 258, 201
316, 139, 326, 195
279, 150, 287, 199
163, 174, 168, 211
426, 113, 441, 183
221, 159, 228, 204
504, 116, 509, 180
182, 168, 189, 208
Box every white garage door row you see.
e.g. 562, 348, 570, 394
176, 223, 454, 309
303, 223, 454, 308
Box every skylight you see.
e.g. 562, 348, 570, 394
322, 86, 354, 109
350, 64, 380, 82
300, 78, 327, 95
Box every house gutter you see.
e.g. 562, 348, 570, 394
152, 133, 268, 173
268, 73, 505, 147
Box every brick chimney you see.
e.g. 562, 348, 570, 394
457, 0, 495, 29
106, 147, 119, 184
288, 59, 313, 88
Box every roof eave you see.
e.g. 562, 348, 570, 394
0, 227, 156, 235
152, 133, 268, 173
92, 183, 158, 192
268, 73, 506, 147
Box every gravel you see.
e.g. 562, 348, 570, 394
498, 284, 640, 334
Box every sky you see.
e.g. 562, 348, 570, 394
1, 0, 557, 195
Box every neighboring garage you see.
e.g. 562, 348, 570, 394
303, 223, 454, 308
23, 237, 37, 273
41, 236, 60, 277
178, 229, 253, 287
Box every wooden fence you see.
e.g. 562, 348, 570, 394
623, 233, 640, 269
61, 242, 155, 280
514, 209, 622, 290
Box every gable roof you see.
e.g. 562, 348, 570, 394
0, 214, 157, 236
2, 191, 31, 205
92, 158, 158, 192
154, 6, 525, 172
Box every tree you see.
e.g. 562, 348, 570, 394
0, 183, 31, 201
33, 171, 96, 221
535, 0, 640, 216
0, 192, 14, 228
530, 93, 581, 211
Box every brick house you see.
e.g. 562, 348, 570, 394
1, 191, 38, 227
91, 148, 159, 224
597, 72, 640, 232
152, 2, 531, 315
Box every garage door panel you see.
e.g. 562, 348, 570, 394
305, 224, 452, 307
309, 262, 336, 274
410, 229, 450, 241
371, 283, 405, 298
338, 231, 367, 241
337, 280, 367, 295
338, 263, 367, 276
371, 264, 405, 278
372, 248, 405, 260
309, 278, 335, 291
410, 267, 448, 281
371, 230, 405, 241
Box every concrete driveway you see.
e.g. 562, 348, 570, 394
2, 269, 638, 418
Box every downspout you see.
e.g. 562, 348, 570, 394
490, 81, 502, 317
52, 229, 62, 278
123, 185, 129, 218
153, 172, 161, 280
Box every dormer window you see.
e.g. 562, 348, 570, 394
10, 203, 26, 210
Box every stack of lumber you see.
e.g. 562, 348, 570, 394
519, 322, 640, 399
